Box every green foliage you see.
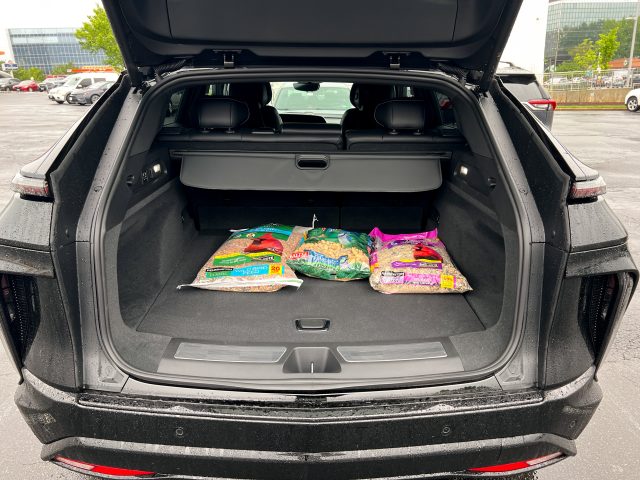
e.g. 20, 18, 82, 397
603, 19, 640, 59
50, 62, 76, 75
555, 60, 581, 73
596, 27, 621, 69
548, 18, 640, 69
75, 6, 124, 71
13, 67, 45, 82
559, 27, 621, 72
571, 39, 598, 70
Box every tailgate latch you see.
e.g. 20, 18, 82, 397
384, 52, 409, 70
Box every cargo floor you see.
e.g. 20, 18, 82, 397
134, 234, 485, 343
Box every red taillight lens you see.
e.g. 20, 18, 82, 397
527, 98, 557, 111
468, 452, 563, 473
10, 172, 51, 198
570, 176, 607, 200
53, 456, 155, 477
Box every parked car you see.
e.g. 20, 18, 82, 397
624, 87, 640, 111
498, 62, 556, 128
1, 1, 636, 479
11, 79, 39, 92
48, 72, 119, 104
0, 77, 20, 91
68, 81, 115, 105
39, 77, 66, 92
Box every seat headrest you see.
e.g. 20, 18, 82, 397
350, 83, 394, 110
374, 100, 426, 132
198, 98, 250, 130
228, 82, 272, 106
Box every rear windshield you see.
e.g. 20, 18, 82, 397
273, 83, 352, 114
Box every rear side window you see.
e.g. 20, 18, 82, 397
164, 90, 185, 125
501, 76, 547, 101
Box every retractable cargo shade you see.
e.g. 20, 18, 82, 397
102, 0, 523, 89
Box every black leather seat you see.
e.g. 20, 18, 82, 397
228, 82, 283, 132
157, 97, 342, 151
341, 83, 395, 132
345, 99, 467, 151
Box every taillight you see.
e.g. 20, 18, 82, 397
54, 456, 156, 477
569, 176, 607, 200
527, 98, 557, 111
468, 452, 564, 473
10, 172, 51, 198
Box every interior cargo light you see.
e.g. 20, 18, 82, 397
527, 98, 557, 111
468, 452, 563, 473
53, 456, 155, 477
569, 176, 607, 200
10, 172, 51, 198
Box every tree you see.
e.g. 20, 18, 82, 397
595, 27, 621, 70
14, 67, 45, 82
75, 6, 124, 71
570, 39, 598, 70
555, 60, 581, 73
50, 62, 76, 75
603, 19, 640, 59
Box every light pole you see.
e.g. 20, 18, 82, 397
627, 0, 640, 87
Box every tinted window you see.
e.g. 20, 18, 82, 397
501, 76, 545, 101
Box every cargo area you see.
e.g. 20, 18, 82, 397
98, 79, 523, 389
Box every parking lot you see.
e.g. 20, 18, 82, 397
0, 92, 638, 479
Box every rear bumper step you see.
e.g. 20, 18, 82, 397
16, 368, 602, 479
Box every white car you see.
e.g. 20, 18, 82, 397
48, 72, 119, 104
624, 88, 640, 111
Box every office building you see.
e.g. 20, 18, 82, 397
545, 0, 640, 68
8, 28, 106, 74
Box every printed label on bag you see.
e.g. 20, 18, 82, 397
212, 252, 281, 266
390, 260, 442, 269
379, 271, 452, 287
205, 264, 284, 279
440, 274, 455, 289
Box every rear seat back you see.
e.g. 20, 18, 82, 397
157, 97, 343, 151
345, 99, 466, 151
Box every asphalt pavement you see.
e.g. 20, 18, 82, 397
0, 93, 638, 479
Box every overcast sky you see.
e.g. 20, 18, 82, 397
0, 0, 101, 58
1, 0, 547, 74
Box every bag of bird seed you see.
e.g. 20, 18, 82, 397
180, 224, 307, 292
287, 228, 372, 281
368, 227, 471, 294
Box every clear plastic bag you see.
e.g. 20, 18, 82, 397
181, 224, 307, 292
368, 227, 471, 294
288, 228, 372, 281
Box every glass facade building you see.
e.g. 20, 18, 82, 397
545, 0, 640, 68
8, 28, 106, 74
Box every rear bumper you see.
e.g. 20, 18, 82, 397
17, 368, 602, 479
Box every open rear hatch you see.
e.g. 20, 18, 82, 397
102, 0, 522, 90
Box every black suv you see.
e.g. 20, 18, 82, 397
497, 62, 556, 128
0, 1, 636, 478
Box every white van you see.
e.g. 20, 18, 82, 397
48, 72, 119, 104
